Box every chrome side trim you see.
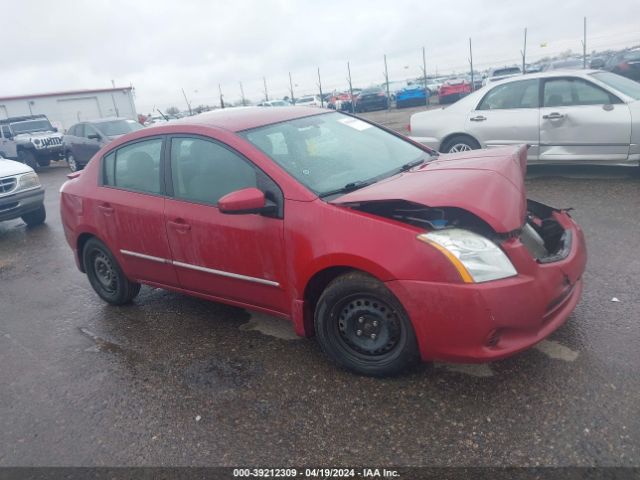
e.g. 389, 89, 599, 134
173, 260, 280, 287
119, 249, 280, 287
120, 249, 171, 264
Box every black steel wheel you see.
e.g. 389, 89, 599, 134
83, 237, 141, 305
314, 272, 419, 376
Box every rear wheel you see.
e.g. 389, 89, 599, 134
441, 135, 480, 153
83, 238, 141, 305
21, 204, 46, 226
18, 150, 38, 170
314, 272, 419, 376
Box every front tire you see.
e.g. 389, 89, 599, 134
21, 204, 46, 226
314, 272, 420, 376
18, 150, 38, 171
441, 135, 480, 153
83, 238, 141, 305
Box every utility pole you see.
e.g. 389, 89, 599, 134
469, 38, 474, 92
218, 84, 225, 109
422, 46, 428, 105
347, 61, 355, 114
239, 81, 246, 106
181, 88, 192, 116
289, 72, 295, 104
263, 77, 269, 102
521, 27, 528, 74
383, 55, 390, 110
582, 17, 587, 68
317, 67, 324, 108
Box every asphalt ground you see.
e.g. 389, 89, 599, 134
1, 108, 639, 467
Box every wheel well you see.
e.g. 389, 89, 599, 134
76, 233, 95, 272
303, 266, 374, 335
439, 132, 480, 152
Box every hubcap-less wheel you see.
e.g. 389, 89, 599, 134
448, 143, 473, 153
93, 251, 118, 294
67, 154, 78, 172
335, 295, 401, 357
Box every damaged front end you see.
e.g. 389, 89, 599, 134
340, 198, 573, 265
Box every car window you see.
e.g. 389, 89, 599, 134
1, 125, 11, 138
103, 138, 163, 194
477, 79, 539, 110
543, 78, 616, 107
85, 125, 98, 137
170, 137, 257, 206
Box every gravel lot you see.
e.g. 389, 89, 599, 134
1, 107, 639, 467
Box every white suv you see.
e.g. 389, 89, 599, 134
0, 156, 46, 226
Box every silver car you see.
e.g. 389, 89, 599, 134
409, 70, 640, 166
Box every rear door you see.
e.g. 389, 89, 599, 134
539, 76, 631, 162
465, 78, 540, 161
163, 135, 289, 313
96, 136, 178, 286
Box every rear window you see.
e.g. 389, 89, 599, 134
492, 67, 521, 76
103, 138, 163, 194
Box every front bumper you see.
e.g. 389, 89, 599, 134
0, 187, 45, 222
386, 213, 587, 363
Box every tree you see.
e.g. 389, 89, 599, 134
166, 106, 180, 115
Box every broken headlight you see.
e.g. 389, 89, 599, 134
417, 229, 517, 283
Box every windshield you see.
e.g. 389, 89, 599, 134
96, 119, 143, 136
591, 71, 640, 100
10, 119, 54, 134
241, 112, 432, 196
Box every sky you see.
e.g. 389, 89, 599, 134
2, 0, 639, 113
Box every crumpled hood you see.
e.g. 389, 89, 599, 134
331, 145, 528, 233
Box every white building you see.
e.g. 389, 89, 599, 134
0, 86, 138, 130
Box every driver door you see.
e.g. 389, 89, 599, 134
163, 135, 289, 314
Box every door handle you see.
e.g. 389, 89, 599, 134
542, 112, 565, 120
470, 115, 486, 122
168, 219, 191, 232
97, 203, 114, 214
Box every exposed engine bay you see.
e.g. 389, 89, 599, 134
343, 198, 571, 263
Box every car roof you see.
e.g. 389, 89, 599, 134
492, 69, 601, 85
148, 106, 328, 132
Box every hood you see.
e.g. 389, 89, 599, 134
0, 157, 34, 177
331, 145, 528, 233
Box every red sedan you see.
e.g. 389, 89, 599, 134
60, 107, 586, 376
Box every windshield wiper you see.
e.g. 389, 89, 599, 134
319, 179, 375, 198
399, 157, 427, 172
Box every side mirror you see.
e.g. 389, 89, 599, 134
218, 188, 276, 215
88, 133, 101, 140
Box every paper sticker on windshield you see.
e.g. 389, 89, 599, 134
338, 117, 372, 131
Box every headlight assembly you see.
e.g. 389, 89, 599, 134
417, 229, 517, 283
16, 172, 41, 192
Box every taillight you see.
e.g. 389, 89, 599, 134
407, 123, 411, 133
378, 92, 386, 97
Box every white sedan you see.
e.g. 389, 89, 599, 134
409, 70, 640, 166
